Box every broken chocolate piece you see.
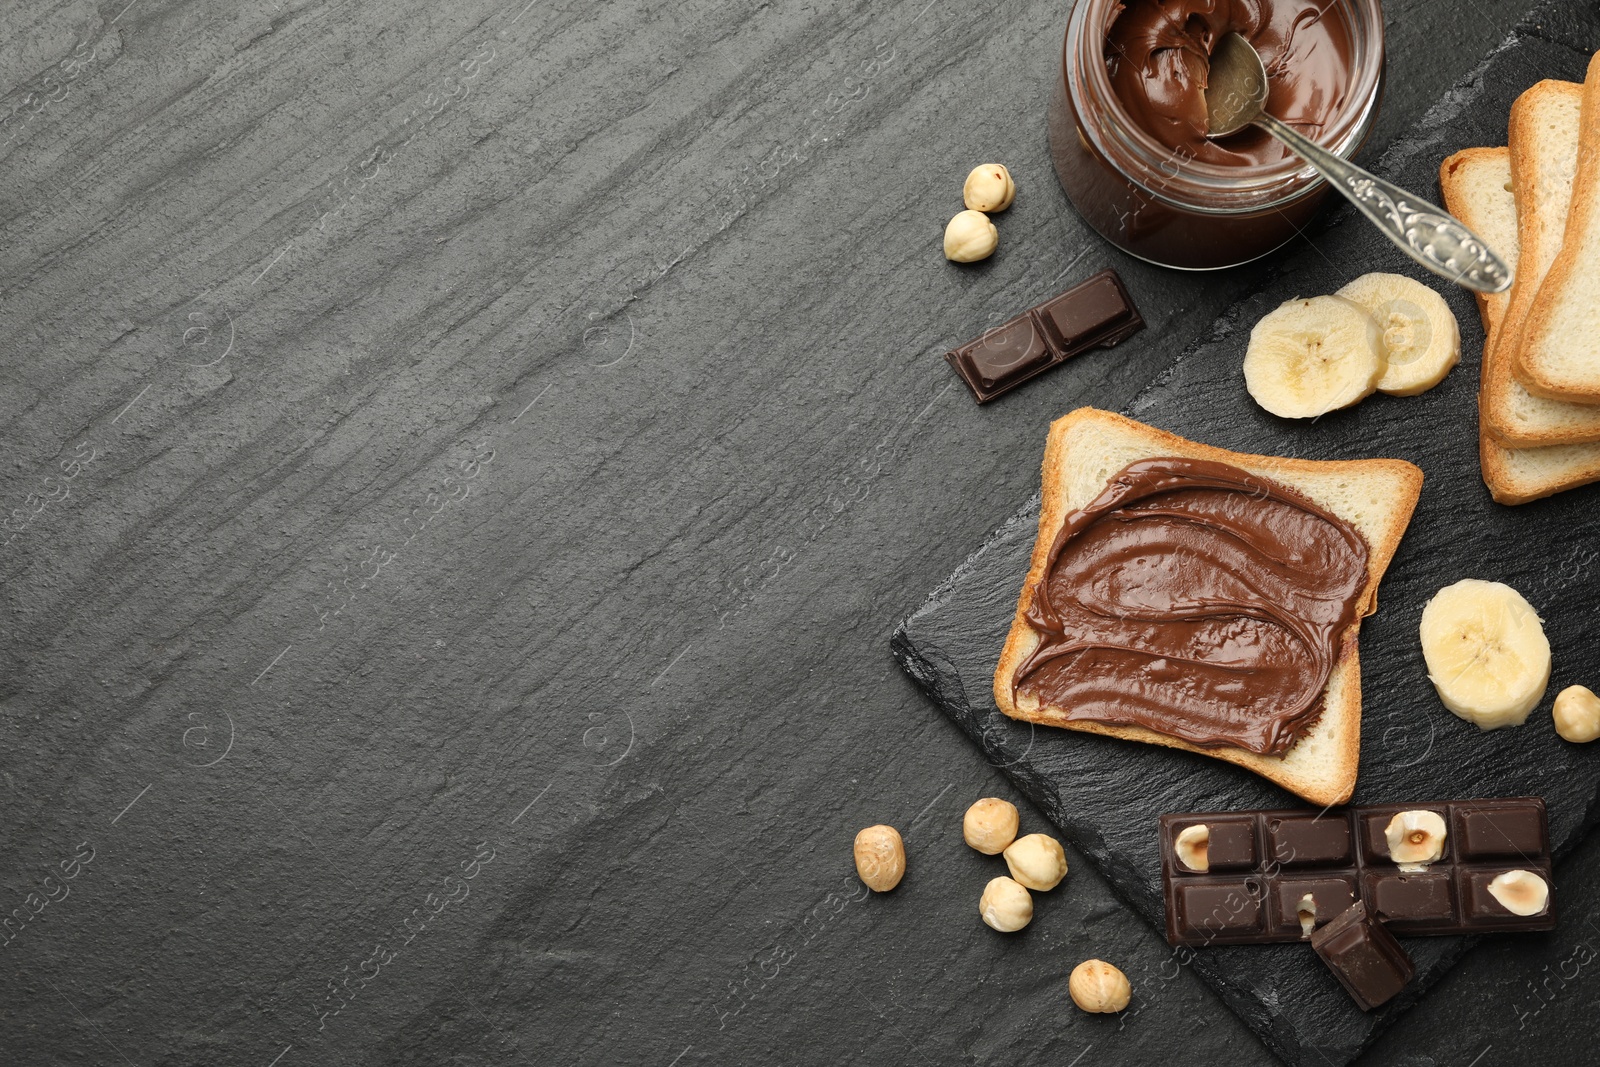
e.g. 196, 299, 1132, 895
1311, 901, 1415, 1012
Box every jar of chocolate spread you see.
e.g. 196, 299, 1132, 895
1049, 0, 1385, 269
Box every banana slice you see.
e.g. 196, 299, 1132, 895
1335, 272, 1461, 396
1243, 295, 1383, 418
1419, 579, 1551, 730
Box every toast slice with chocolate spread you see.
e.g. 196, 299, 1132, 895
992, 409, 1423, 806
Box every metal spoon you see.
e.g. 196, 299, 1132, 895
1204, 31, 1511, 293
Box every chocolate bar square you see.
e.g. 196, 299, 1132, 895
1455, 804, 1546, 861
1358, 805, 1453, 865
1362, 871, 1456, 933
1177, 880, 1266, 941
1458, 867, 1554, 930
1268, 813, 1354, 867
1270, 876, 1358, 939
946, 314, 1051, 398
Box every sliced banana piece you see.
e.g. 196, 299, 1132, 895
1243, 295, 1383, 418
1419, 579, 1551, 730
1335, 272, 1461, 396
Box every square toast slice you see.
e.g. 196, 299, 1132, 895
992, 409, 1423, 806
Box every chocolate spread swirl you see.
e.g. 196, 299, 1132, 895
1104, 0, 1356, 167
1013, 457, 1370, 756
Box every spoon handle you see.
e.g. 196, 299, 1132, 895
1253, 112, 1512, 294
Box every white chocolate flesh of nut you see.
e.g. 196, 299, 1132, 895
1488, 869, 1549, 916
1174, 824, 1210, 872
1003, 833, 1068, 891
962, 164, 1015, 212
1068, 959, 1132, 1014
963, 798, 1020, 855
1297, 893, 1317, 938
979, 876, 1032, 932
1384, 810, 1447, 870
944, 209, 997, 263
852, 824, 905, 892
1553, 685, 1600, 743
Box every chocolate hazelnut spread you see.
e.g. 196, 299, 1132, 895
1104, 0, 1356, 167
1012, 457, 1370, 756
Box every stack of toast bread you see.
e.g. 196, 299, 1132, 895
1441, 52, 1600, 504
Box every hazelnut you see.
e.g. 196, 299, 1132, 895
962, 797, 1019, 855
1384, 810, 1446, 871
853, 824, 905, 892
1296, 892, 1317, 938
978, 876, 1033, 932
1487, 869, 1549, 916
1174, 823, 1210, 872
962, 163, 1015, 212
944, 209, 997, 263
1003, 833, 1068, 891
1553, 685, 1600, 743
1068, 959, 1132, 1014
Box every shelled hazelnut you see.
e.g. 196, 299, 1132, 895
944, 209, 997, 263
1384, 810, 1446, 870
963, 798, 1020, 855
1003, 833, 1067, 891
1174, 823, 1210, 872
1488, 870, 1549, 916
1068, 959, 1131, 1013
853, 824, 906, 892
979, 876, 1033, 932
962, 164, 1015, 212
1553, 685, 1600, 743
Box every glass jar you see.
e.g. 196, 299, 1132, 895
1048, 0, 1385, 270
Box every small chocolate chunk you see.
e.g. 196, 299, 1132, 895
1311, 901, 1415, 1011
945, 269, 1143, 403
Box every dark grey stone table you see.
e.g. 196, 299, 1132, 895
0, 2, 1581, 1065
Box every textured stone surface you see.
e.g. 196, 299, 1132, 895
0, 1, 1566, 1065
895, 5, 1600, 1065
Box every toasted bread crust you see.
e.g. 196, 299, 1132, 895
1442, 144, 1600, 499
1479, 431, 1600, 504
1518, 53, 1600, 402
1440, 148, 1514, 340
991, 409, 1423, 805
1473, 82, 1600, 444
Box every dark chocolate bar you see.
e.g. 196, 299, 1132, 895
1159, 797, 1555, 947
945, 269, 1144, 404
1311, 901, 1415, 1011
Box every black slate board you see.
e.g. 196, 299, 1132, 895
893, 5, 1600, 1065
